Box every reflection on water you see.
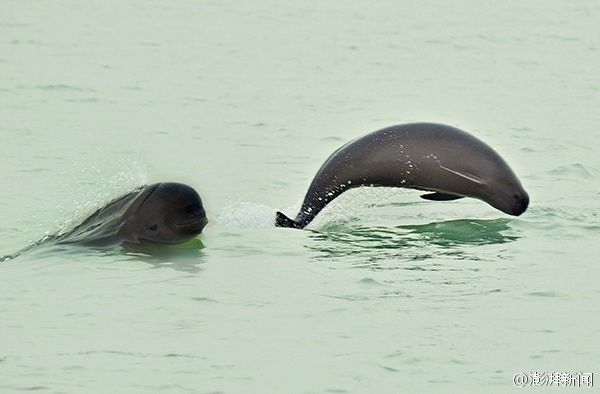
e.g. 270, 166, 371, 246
308, 218, 520, 267
396, 219, 518, 246
122, 238, 206, 272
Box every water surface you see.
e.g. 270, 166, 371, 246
1, 1, 599, 392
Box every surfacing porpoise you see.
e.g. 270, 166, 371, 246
57, 182, 208, 247
276, 122, 529, 229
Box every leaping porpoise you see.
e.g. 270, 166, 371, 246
57, 182, 208, 247
275, 123, 529, 229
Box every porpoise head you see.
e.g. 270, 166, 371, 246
449, 158, 529, 216
483, 172, 529, 216
124, 182, 208, 244
430, 130, 530, 217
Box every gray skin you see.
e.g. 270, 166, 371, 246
57, 182, 208, 247
276, 123, 529, 229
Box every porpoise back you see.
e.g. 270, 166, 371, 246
276, 123, 529, 229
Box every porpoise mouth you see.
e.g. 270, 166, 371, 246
176, 216, 208, 232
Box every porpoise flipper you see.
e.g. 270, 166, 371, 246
420, 192, 465, 201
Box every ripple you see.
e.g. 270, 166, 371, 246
546, 162, 597, 179
35, 84, 96, 92
307, 219, 520, 268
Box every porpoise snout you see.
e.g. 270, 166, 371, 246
506, 190, 529, 216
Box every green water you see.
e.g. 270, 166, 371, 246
1, 0, 599, 392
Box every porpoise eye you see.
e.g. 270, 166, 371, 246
149, 225, 158, 231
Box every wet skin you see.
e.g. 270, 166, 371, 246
276, 123, 529, 229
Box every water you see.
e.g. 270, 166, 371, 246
1, 0, 599, 392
